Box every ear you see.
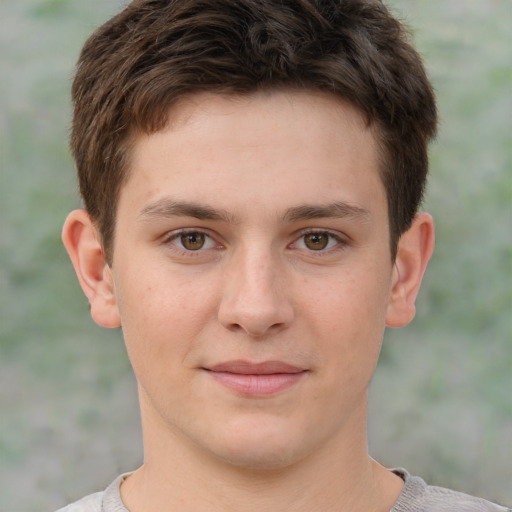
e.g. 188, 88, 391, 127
385, 212, 435, 328
62, 209, 121, 328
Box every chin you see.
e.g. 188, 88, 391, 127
204, 419, 312, 471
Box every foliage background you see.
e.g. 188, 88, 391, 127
1, 0, 510, 509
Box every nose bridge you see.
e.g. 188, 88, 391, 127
218, 240, 293, 336
241, 243, 275, 294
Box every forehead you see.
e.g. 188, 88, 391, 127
122, 90, 385, 219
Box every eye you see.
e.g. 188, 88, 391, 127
303, 232, 330, 250
294, 231, 342, 251
168, 231, 217, 251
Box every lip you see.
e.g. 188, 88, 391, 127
204, 360, 308, 397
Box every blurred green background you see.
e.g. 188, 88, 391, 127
1, 0, 510, 510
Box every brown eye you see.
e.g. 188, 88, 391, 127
303, 232, 330, 250
180, 232, 206, 250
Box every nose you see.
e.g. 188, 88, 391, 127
217, 247, 294, 338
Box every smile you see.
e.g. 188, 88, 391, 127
204, 360, 308, 397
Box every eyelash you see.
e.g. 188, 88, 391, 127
291, 229, 348, 254
161, 228, 348, 255
162, 229, 221, 256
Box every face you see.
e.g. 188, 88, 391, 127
108, 91, 398, 469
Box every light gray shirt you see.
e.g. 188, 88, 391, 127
56, 469, 510, 512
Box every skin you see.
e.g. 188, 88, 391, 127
63, 90, 434, 511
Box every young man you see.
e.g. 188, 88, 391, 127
59, 0, 509, 511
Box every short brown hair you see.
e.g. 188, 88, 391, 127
71, 0, 437, 263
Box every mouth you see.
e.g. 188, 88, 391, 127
203, 360, 308, 397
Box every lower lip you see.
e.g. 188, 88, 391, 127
206, 371, 306, 397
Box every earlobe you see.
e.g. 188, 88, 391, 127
385, 213, 435, 328
62, 209, 121, 328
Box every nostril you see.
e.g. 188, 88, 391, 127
223, 319, 288, 338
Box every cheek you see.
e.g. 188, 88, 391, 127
113, 265, 219, 375
301, 264, 390, 372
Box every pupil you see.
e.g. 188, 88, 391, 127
181, 233, 205, 250
305, 233, 328, 250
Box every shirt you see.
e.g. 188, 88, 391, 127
56, 468, 510, 512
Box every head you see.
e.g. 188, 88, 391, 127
62, 0, 437, 473
71, 0, 437, 265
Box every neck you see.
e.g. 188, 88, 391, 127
121, 394, 403, 512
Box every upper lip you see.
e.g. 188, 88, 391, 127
206, 360, 306, 375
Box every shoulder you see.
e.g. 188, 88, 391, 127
391, 469, 510, 512
55, 473, 130, 512
55, 491, 103, 512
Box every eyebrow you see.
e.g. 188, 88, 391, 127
138, 198, 370, 224
138, 199, 235, 223
283, 202, 371, 223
